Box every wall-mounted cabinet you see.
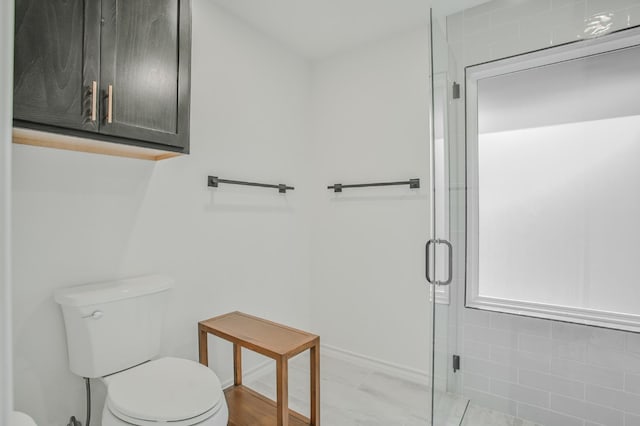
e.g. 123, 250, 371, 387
13, 0, 191, 159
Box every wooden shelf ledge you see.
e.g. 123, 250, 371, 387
12, 127, 182, 161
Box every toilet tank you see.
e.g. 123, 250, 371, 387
54, 275, 173, 378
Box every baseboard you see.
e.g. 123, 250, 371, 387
220, 359, 273, 389
220, 344, 430, 388
320, 344, 430, 385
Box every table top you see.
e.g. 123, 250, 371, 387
199, 311, 319, 359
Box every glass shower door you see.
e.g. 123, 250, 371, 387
428, 7, 469, 426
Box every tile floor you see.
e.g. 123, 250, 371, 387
460, 404, 541, 426
243, 352, 541, 425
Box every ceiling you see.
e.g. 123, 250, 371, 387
214, 0, 493, 60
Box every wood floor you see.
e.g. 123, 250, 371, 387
242, 352, 542, 426
225, 385, 310, 426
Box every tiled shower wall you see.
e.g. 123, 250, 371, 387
446, 0, 640, 425
448, 0, 640, 66
461, 309, 640, 426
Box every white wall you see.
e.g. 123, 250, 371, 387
12, 3, 312, 425
308, 26, 432, 373
447, 1, 640, 425
1, 0, 14, 424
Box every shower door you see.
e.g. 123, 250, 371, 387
428, 7, 469, 425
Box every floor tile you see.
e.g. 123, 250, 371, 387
243, 353, 538, 425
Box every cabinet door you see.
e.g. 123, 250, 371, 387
14, 0, 101, 131
100, 0, 191, 150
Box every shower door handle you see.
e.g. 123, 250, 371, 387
425, 239, 453, 286
426, 240, 435, 284
441, 239, 453, 285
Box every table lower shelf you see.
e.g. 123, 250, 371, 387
224, 385, 310, 426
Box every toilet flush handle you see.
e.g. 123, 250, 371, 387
82, 310, 104, 320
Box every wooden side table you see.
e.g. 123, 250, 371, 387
199, 311, 320, 426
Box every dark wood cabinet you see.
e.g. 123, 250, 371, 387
13, 0, 191, 156
13, 0, 100, 132
99, 0, 190, 148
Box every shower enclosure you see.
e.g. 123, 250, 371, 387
428, 5, 469, 425
428, 1, 640, 425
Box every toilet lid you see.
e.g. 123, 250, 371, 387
106, 357, 224, 422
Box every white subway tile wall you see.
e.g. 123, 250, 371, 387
447, 0, 640, 424
448, 0, 640, 68
460, 310, 640, 425
626, 413, 640, 426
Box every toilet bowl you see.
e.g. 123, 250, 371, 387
101, 357, 228, 426
54, 276, 228, 426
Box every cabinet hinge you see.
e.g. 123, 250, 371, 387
452, 82, 461, 99
453, 354, 461, 372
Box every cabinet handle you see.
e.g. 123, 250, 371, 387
107, 84, 113, 124
91, 81, 97, 122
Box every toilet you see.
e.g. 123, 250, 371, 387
54, 275, 228, 426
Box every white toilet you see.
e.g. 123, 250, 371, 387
54, 275, 229, 426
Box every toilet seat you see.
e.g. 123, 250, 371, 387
108, 402, 222, 426
105, 357, 225, 426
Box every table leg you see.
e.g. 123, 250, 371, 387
198, 326, 208, 366
310, 342, 320, 426
233, 343, 242, 386
276, 357, 289, 426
